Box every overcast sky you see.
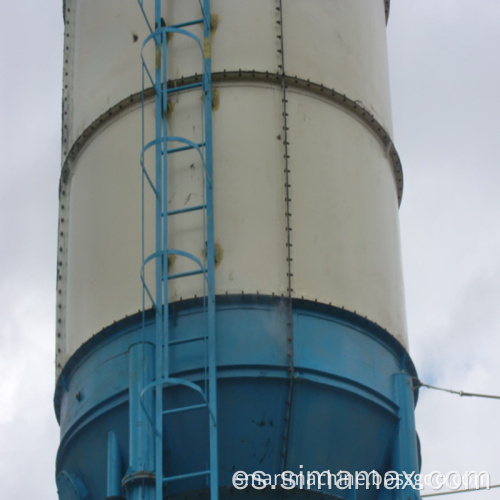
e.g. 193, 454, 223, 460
388, 1, 500, 498
1, 1, 499, 499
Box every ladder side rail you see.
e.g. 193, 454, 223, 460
201, 2, 219, 499
153, 3, 164, 499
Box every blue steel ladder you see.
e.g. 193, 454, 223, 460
136, 2, 218, 499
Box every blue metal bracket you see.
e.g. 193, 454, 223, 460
56, 471, 89, 500
107, 431, 123, 498
389, 373, 421, 500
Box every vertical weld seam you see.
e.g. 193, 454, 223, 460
57, 0, 76, 375
277, 0, 294, 473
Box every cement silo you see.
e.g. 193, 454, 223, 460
55, 1, 420, 499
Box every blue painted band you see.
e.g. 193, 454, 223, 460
55, 295, 419, 500
54, 294, 417, 420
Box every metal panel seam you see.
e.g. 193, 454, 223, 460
59, 72, 403, 205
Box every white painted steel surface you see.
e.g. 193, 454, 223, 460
63, 109, 144, 358
58, 0, 407, 372
63, 0, 392, 158
64, 2, 149, 150
282, 0, 393, 132
288, 90, 406, 342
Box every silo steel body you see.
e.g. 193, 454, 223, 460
55, 1, 420, 500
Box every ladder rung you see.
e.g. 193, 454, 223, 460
168, 269, 204, 280
163, 403, 207, 416
169, 335, 207, 346
168, 81, 204, 94
168, 204, 206, 216
163, 470, 210, 483
168, 142, 205, 154
169, 18, 203, 29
